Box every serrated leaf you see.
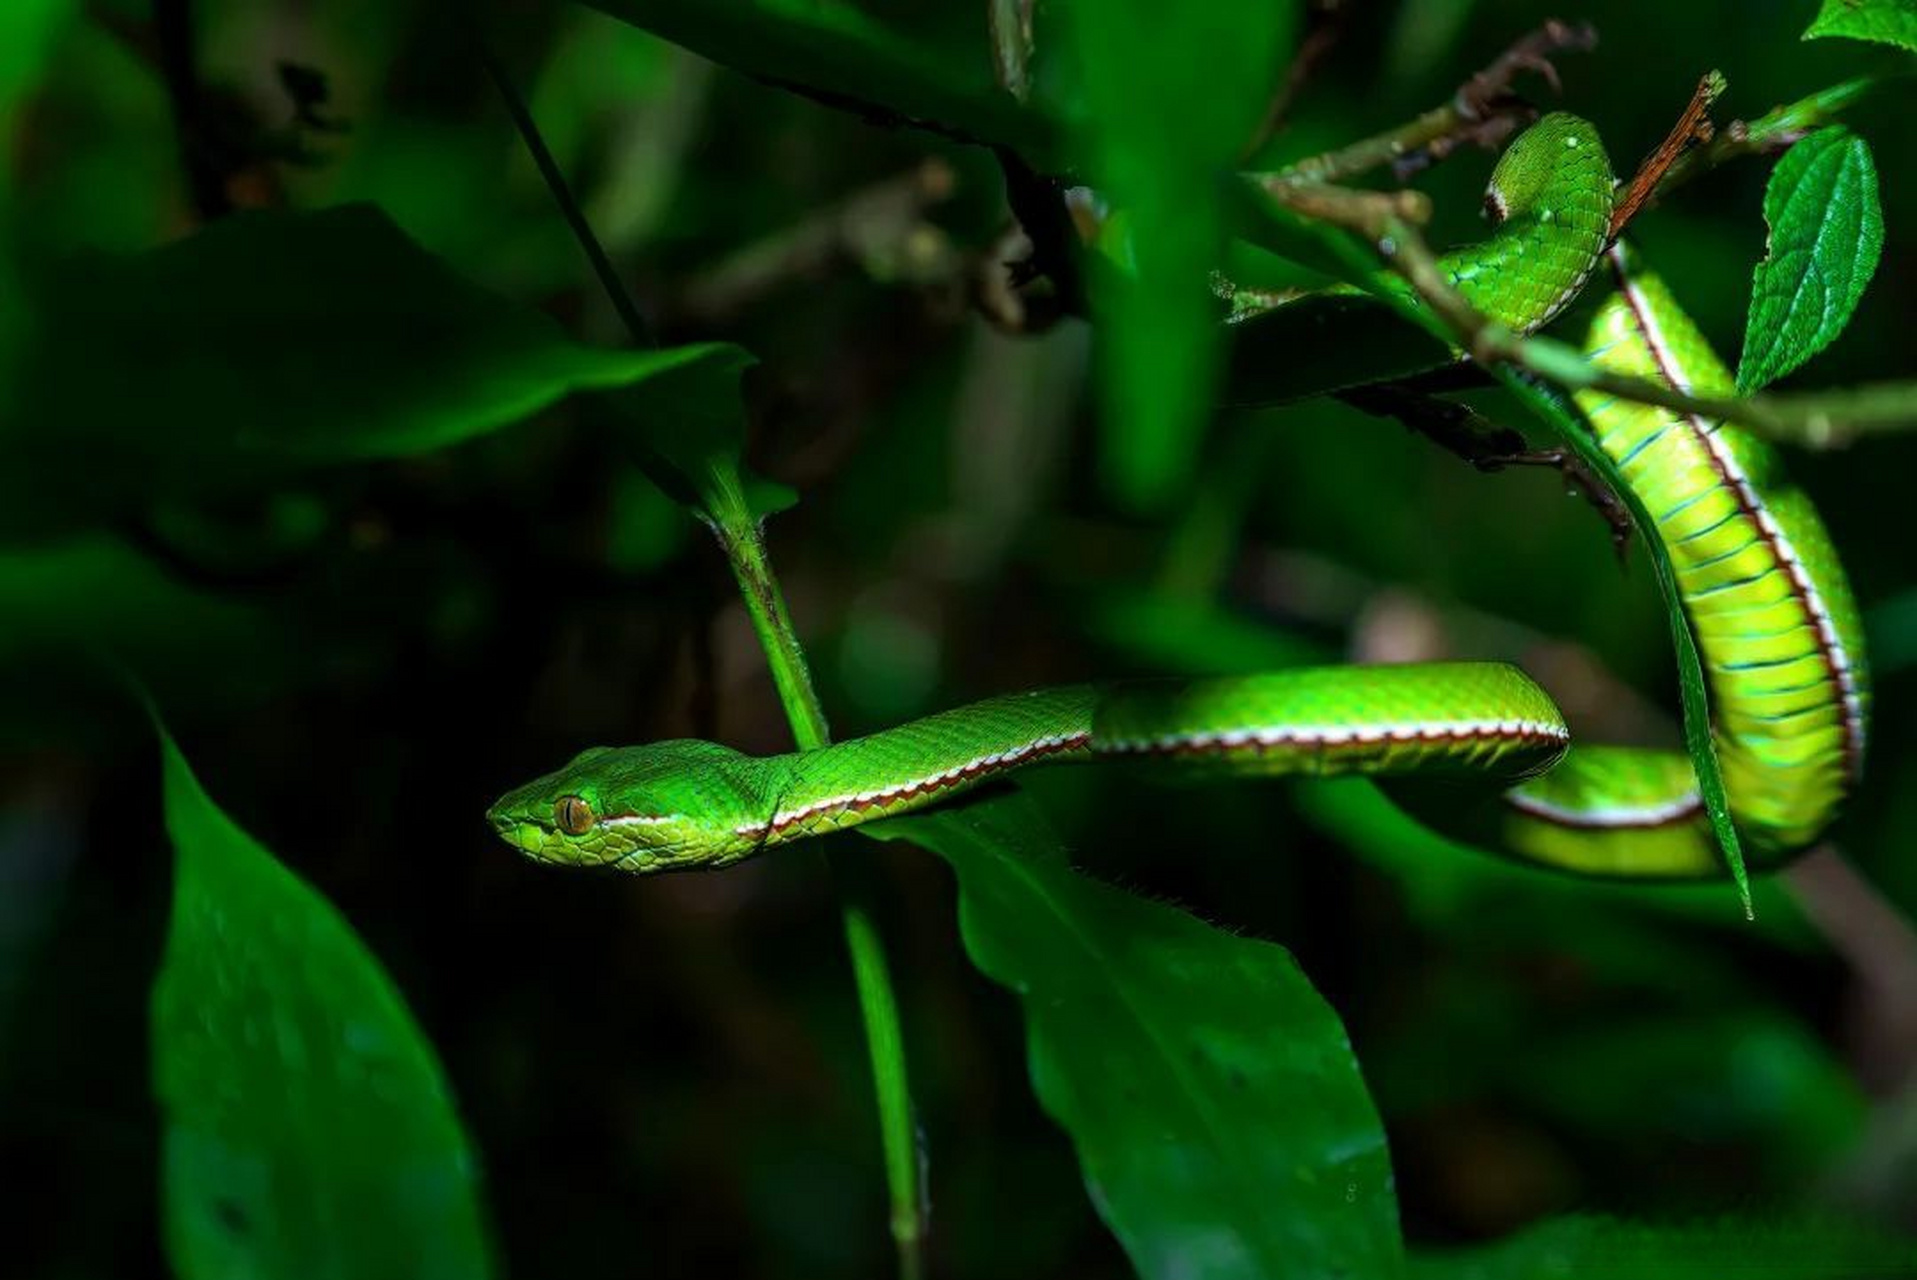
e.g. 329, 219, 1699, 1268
1803, 0, 1917, 51
875, 794, 1402, 1280
1063, 2, 1297, 509
0, 205, 762, 538
152, 723, 492, 1280
1737, 128, 1883, 393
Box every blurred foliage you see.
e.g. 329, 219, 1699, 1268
3, 1, 1917, 1278
152, 724, 491, 1280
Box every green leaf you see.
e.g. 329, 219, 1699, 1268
876, 794, 1402, 1280
1803, 0, 1917, 51
0, 204, 749, 538
1063, 1, 1296, 508
580, 0, 1061, 168
1736, 128, 1884, 393
152, 722, 493, 1280
1412, 1214, 1915, 1279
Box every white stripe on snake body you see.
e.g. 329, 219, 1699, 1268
1610, 250, 1866, 779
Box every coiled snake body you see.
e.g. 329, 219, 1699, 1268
489, 115, 1868, 881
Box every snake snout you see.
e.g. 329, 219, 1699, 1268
486, 800, 548, 857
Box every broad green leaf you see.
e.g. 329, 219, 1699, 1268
0, 204, 750, 538
1804, 0, 1917, 51
1412, 1214, 1914, 1279
877, 794, 1402, 1280
1737, 128, 1883, 393
580, 0, 1061, 168
152, 724, 492, 1280
1062, 3, 1296, 508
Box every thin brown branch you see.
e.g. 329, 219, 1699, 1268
1608, 70, 1725, 239
1457, 18, 1592, 112
1652, 74, 1884, 202
1258, 179, 1432, 232
1241, 3, 1345, 161
1337, 383, 1633, 549
1265, 18, 1597, 188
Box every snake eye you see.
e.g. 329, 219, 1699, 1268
554, 795, 596, 836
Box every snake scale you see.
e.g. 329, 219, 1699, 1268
489, 114, 1869, 881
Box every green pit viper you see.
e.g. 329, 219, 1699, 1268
489, 114, 1868, 882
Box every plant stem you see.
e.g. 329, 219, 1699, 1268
1654, 74, 1883, 199
705, 494, 830, 751
475, 37, 656, 348
484, 37, 927, 1277
707, 491, 926, 1278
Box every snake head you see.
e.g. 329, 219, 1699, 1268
1483, 112, 1608, 226
487, 740, 767, 873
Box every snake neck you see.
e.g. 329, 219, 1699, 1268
1437, 114, 1613, 334
743, 686, 1104, 847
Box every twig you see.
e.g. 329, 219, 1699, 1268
1263, 184, 1917, 448
1260, 179, 1432, 230
1265, 18, 1597, 188
1456, 18, 1596, 117
1337, 384, 1633, 550
676, 160, 959, 324
1240, 1, 1345, 161
1609, 70, 1724, 239
475, 39, 657, 348
1654, 75, 1883, 202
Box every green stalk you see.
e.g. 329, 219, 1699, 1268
707, 490, 926, 1279
483, 42, 926, 1279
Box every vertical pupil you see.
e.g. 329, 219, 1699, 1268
556, 796, 594, 834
